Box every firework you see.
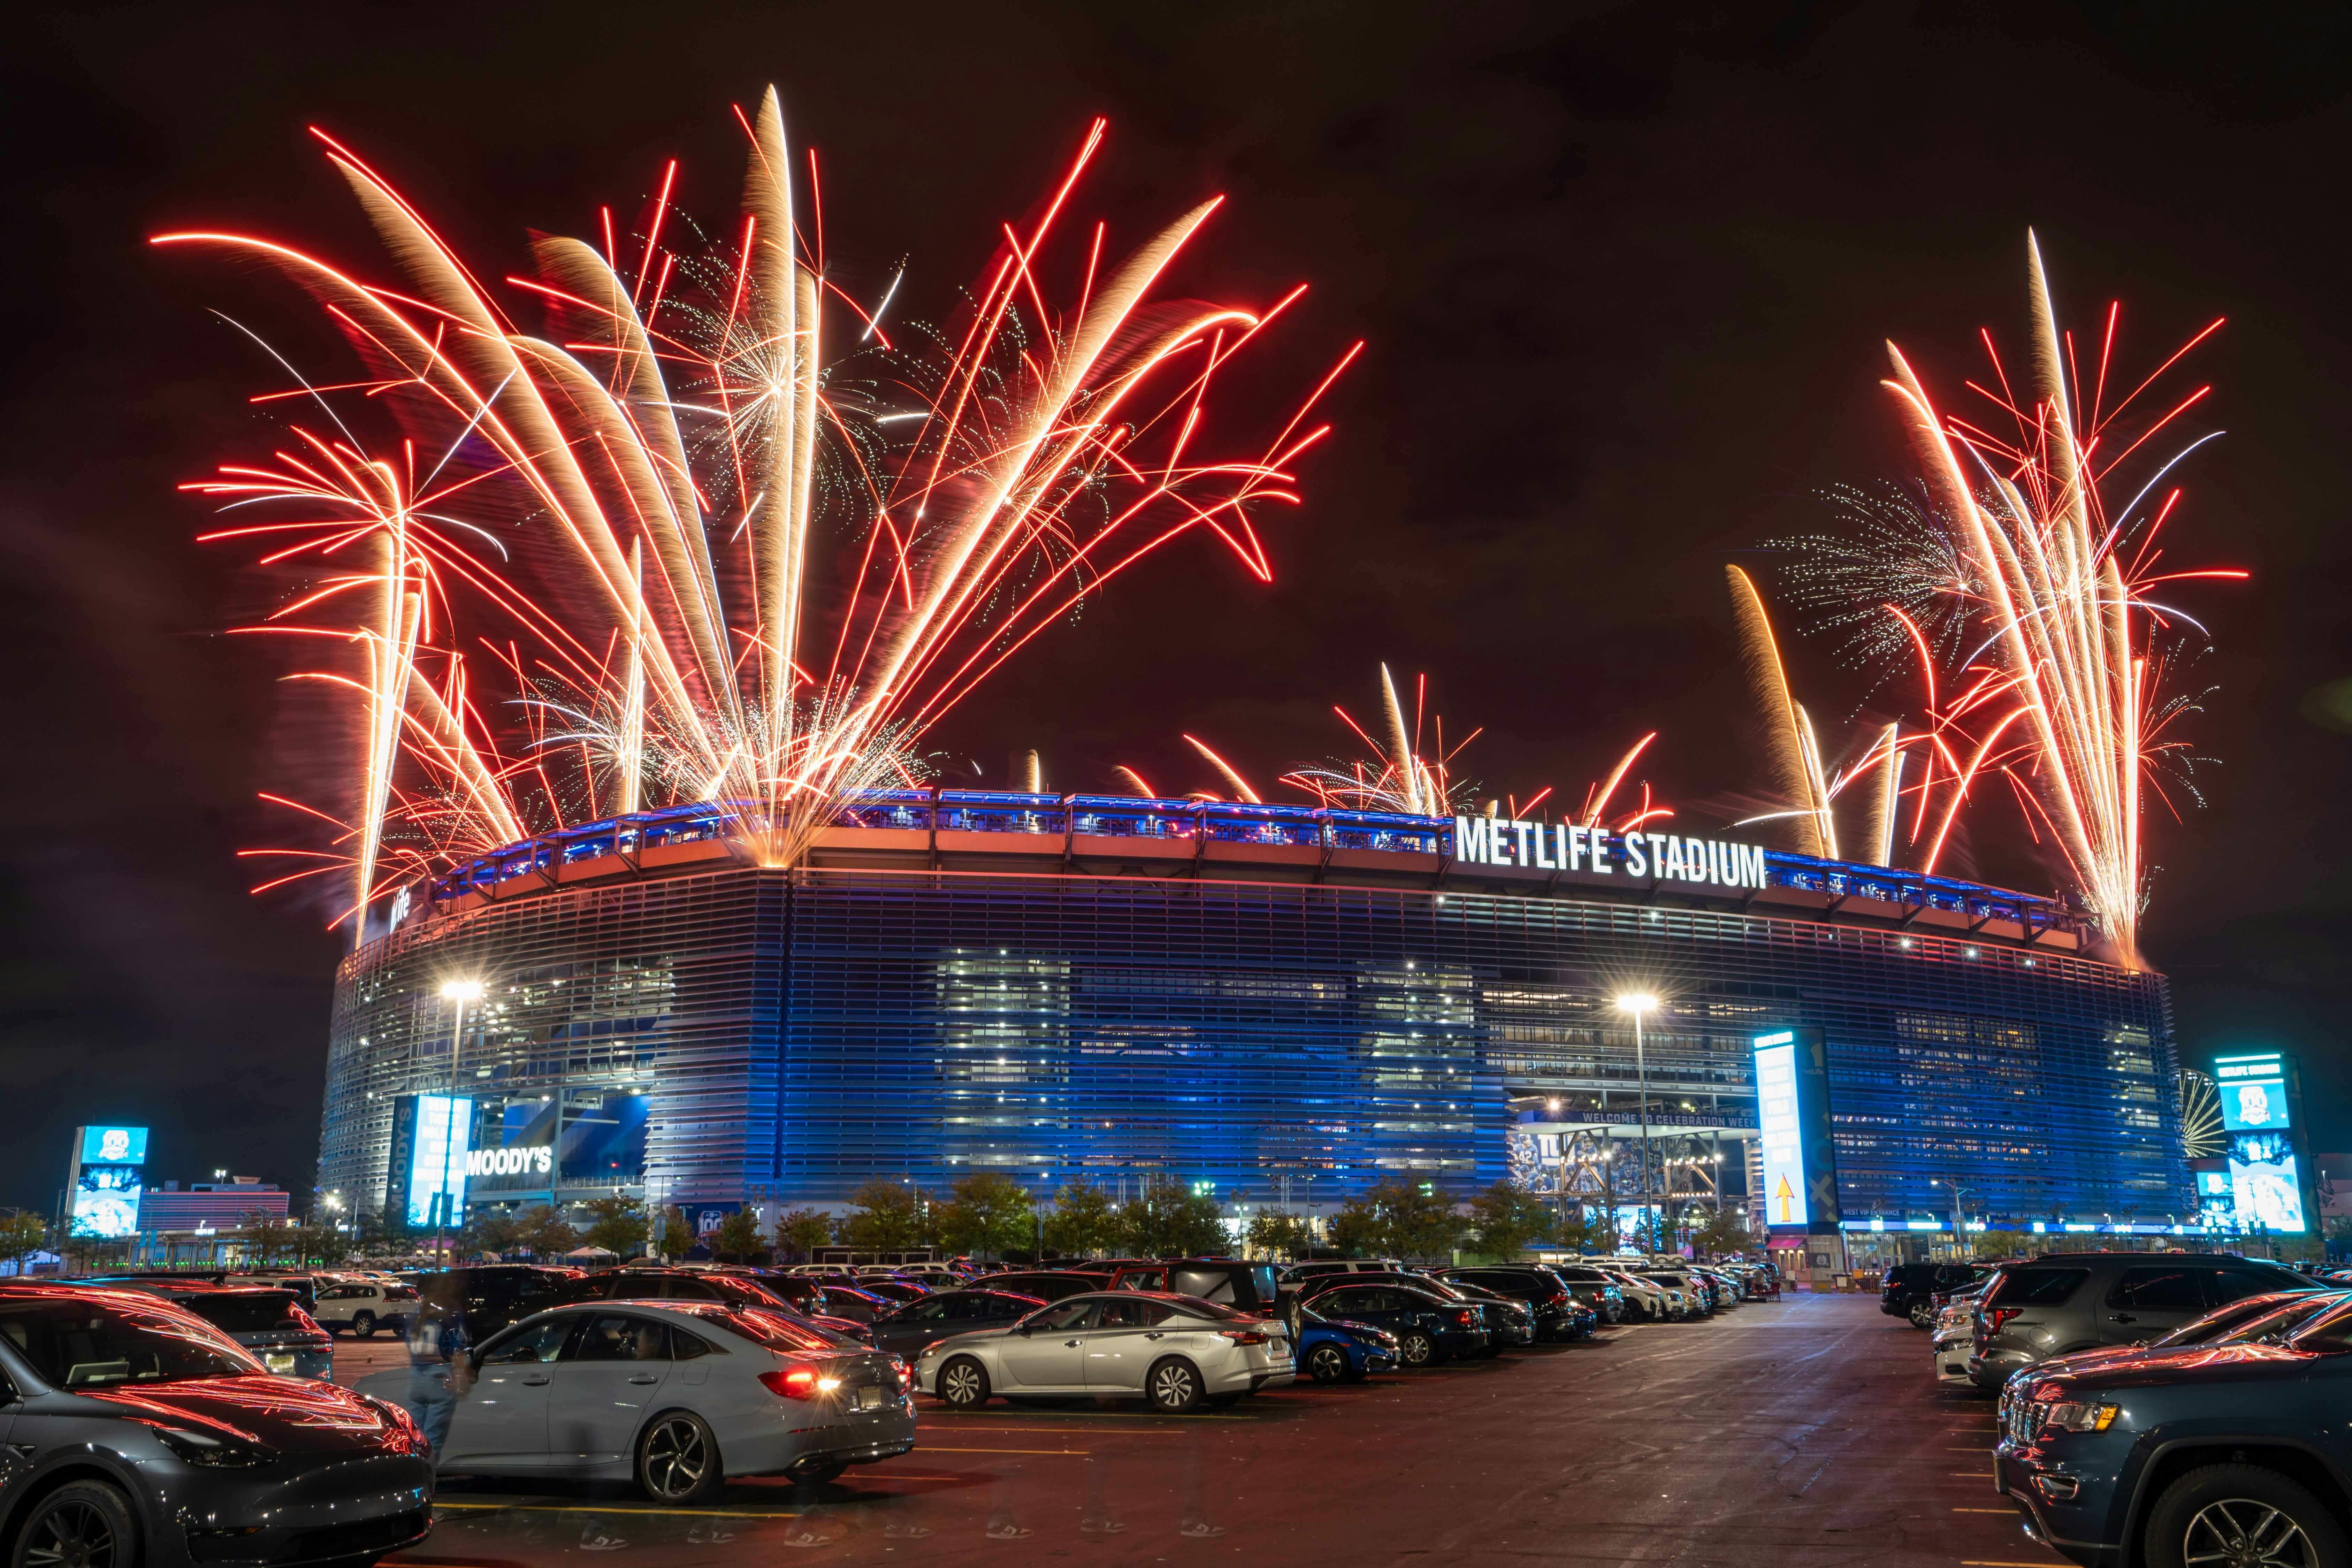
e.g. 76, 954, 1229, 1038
1770, 231, 2239, 962
169, 90, 1356, 938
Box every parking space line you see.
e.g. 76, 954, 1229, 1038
915, 1426, 1178, 1435
434, 1502, 802, 1520
1952, 1508, 2012, 1513
919, 1446, 1091, 1455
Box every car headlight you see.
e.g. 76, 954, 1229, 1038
155, 1425, 273, 1467
2042, 1401, 2120, 1433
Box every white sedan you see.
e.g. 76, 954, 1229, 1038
915, 1291, 1294, 1413
359, 1301, 915, 1501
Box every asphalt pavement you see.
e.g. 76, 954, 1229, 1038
359, 1292, 2063, 1568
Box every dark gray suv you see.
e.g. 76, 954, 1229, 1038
1969, 1252, 2317, 1391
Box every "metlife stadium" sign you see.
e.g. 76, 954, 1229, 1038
1453, 816, 1769, 890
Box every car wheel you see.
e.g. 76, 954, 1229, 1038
936, 1355, 992, 1409
1145, 1356, 1203, 1413
1396, 1330, 1436, 1368
12, 1481, 139, 1568
352, 1311, 377, 1339
636, 1411, 724, 1504
1908, 1300, 1934, 1330
1306, 1343, 1351, 1384
2145, 1463, 2343, 1568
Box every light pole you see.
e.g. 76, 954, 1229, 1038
1616, 993, 1659, 1252
435, 979, 484, 1265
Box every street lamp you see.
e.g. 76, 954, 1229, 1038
435, 979, 485, 1264
1616, 993, 1659, 1250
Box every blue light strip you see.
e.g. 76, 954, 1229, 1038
425, 791, 2083, 937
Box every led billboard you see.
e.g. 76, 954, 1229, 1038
392, 1094, 473, 1228
2213, 1052, 2311, 1234
1754, 1035, 1807, 1229
2220, 1076, 2290, 1133
67, 1125, 148, 1239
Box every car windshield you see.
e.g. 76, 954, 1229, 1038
699, 1306, 850, 1352
178, 1293, 296, 1333
1164, 1295, 1248, 1321
0, 1297, 265, 1386
2212, 1296, 2339, 1346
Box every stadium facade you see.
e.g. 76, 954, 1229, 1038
321, 793, 2188, 1259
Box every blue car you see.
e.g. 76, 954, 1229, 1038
1293, 1305, 1399, 1383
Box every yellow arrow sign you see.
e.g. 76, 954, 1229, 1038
1774, 1174, 1795, 1223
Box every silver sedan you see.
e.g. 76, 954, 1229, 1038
358, 1301, 914, 1502
914, 1290, 1295, 1413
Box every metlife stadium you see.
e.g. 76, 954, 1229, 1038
319, 792, 2189, 1260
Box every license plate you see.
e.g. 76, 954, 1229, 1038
856, 1385, 883, 1410
265, 1353, 297, 1375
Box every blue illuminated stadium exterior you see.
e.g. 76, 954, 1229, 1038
318, 793, 2189, 1241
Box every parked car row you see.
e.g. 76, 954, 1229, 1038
1905, 1250, 2352, 1568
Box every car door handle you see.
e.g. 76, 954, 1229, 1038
2110, 1313, 2136, 1324
627, 1374, 659, 1384
1144, 1332, 1163, 1340
519, 1374, 550, 1385
1063, 1339, 1083, 1348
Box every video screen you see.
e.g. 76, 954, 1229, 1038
70, 1125, 148, 1239
2228, 1148, 2307, 1234
2221, 1076, 2291, 1133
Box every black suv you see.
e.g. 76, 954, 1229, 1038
1995, 1290, 2352, 1567
1881, 1262, 1989, 1329
1970, 1252, 2316, 1391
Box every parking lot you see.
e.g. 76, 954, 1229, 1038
354, 1294, 2064, 1567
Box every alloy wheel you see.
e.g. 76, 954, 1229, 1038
941, 1359, 987, 1406
642, 1416, 709, 1501
1150, 1361, 1199, 1411
1398, 1332, 1434, 1367
25, 1501, 118, 1568
1307, 1344, 1350, 1383
2182, 1498, 2318, 1568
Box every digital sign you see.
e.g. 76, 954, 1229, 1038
68, 1125, 148, 1239
1453, 816, 1767, 890
2213, 1053, 2309, 1234
2220, 1077, 2290, 1133
2230, 1149, 2307, 1233
395, 1094, 473, 1227
1753, 1033, 1807, 1230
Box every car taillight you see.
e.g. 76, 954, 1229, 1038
290, 1307, 326, 1337
1454, 1310, 1476, 1327
1977, 1306, 2022, 1344
758, 1365, 840, 1400
1219, 1329, 1269, 1345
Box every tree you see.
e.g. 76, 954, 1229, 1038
0, 1211, 47, 1276
655, 1205, 695, 1258
516, 1204, 577, 1257
1465, 1181, 1551, 1260
1690, 1207, 1751, 1259
1329, 1178, 1459, 1260
292, 1222, 348, 1268
936, 1173, 1036, 1259
1245, 1209, 1313, 1261
774, 1207, 834, 1262
1117, 1176, 1228, 1258
840, 1181, 927, 1252
463, 1207, 525, 1258
1041, 1177, 1121, 1258
238, 1211, 296, 1266
1551, 1203, 1617, 1255
709, 1208, 765, 1262
581, 1197, 649, 1258
361, 1200, 407, 1253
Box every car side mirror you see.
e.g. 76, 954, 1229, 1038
1013, 1323, 1032, 1336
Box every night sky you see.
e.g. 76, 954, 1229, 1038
8, 3, 2351, 1213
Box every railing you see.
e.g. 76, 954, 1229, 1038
425, 791, 2085, 940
